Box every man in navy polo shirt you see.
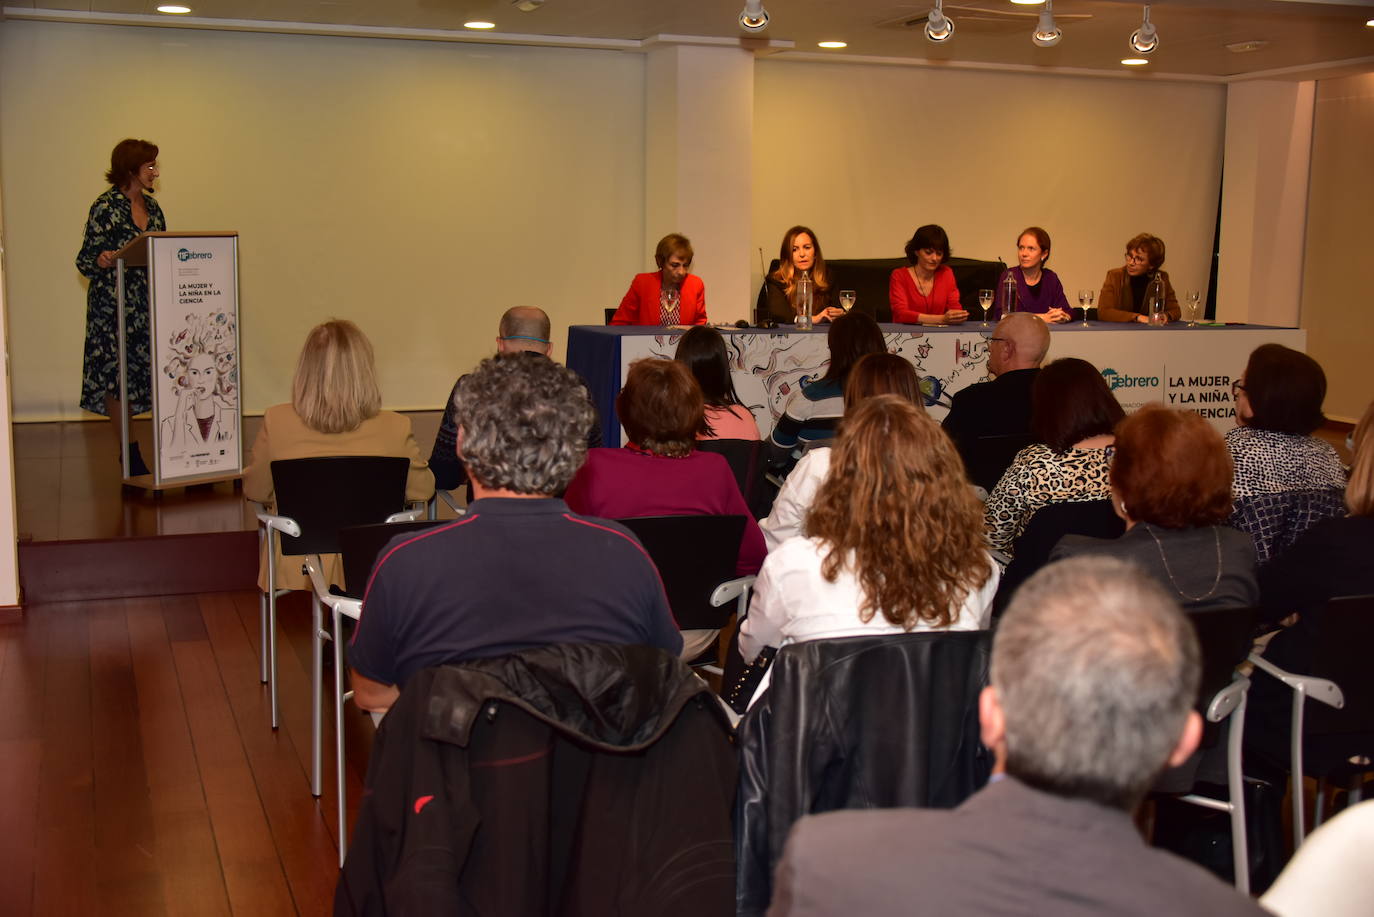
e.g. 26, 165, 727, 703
348, 354, 682, 714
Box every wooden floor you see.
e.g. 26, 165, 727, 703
0, 589, 374, 916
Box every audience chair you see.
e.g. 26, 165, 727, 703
617, 514, 753, 666
305, 517, 452, 866
252, 455, 419, 799
964, 432, 1033, 496
995, 499, 1124, 613
735, 631, 993, 916
1248, 594, 1374, 850
1152, 605, 1259, 893
695, 438, 767, 518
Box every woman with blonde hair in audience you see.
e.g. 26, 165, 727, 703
244, 319, 434, 590
1052, 405, 1258, 612
741, 395, 997, 690
985, 357, 1124, 561
761, 352, 924, 551
1227, 343, 1347, 564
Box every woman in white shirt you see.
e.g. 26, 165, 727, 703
741, 395, 998, 678
761, 352, 925, 551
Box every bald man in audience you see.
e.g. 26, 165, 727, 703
769, 556, 1270, 917
942, 311, 1051, 492
428, 306, 600, 491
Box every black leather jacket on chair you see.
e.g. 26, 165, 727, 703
735, 631, 993, 916
336, 644, 738, 917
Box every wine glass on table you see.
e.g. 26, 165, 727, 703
839, 290, 856, 313
978, 289, 994, 328
1184, 290, 1202, 327
1079, 289, 1095, 327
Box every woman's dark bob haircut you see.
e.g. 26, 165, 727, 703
1031, 358, 1125, 453
1241, 343, 1327, 436
904, 224, 951, 265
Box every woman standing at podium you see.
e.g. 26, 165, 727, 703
76, 138, 166, 475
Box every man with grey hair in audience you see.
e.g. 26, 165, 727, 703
349, 353, 681, 714
768, 556, 1269, 916
942, 311, 1051, 492
428, 305, 601, 491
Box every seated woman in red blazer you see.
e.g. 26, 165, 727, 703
889, 224, 969, 325
610, 233, 708, 326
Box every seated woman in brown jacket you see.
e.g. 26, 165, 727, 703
1096, 232, 1181, 324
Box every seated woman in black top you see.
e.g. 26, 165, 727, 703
757, 225, 845, 324
1053, 404, 1258, 612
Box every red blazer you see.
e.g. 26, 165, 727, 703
889, 264, 961, 322
610, 272, 708, 326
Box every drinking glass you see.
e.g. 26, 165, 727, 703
839, 290, 856, 312
1184, 290, 1202, 327
977, 289, 994, 328
1079, 289, 1095, 327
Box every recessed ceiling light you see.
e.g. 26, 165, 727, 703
156, 4, 192, 12
1010, 0, 1044, 4
818, 40, 847, 49
1225, 40, 1269, 54
464, 20, 497, 30
1122, 58, 1149, 66
1365, 18, 1373, 27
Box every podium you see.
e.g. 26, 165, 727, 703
114, 231, 242, 489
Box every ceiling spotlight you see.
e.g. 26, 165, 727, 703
925, 0, 954, 42
1129, 5, 1158, 54
464, 20, 496, 29
511, 0, 546, 10
739, 0, 769, 32
1122, 58, 1149, 66
818, 41, 847, 49
1032, 0, 1061, 47
156, 4, 192, 12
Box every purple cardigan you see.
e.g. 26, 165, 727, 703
992, 266, 1070, 320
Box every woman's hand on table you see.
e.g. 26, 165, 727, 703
815, 307, 846, 323
1042, 308, 1071, 324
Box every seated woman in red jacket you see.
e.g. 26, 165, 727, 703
889, 224, 969, 324
609, 233, 708, 326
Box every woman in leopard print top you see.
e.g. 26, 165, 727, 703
985, 358, 1124, 560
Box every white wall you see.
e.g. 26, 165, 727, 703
1218, 81, 1314, 326
0, 16, 20, 606
1301, 72, 1374, 423
0, 21, 645, 420
752, 60, 1227, 309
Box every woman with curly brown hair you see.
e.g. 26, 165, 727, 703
740, 395, 997, 675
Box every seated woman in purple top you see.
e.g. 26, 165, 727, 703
993, 226, 1071, 323
564, 358, 766, 579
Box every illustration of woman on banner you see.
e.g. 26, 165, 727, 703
160, 311, 239, 469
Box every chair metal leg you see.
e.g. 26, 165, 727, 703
1314, 777, 1328, 829
267, 530, 281, 731
258, 589, 269, 685
1227, 692, 1249, 895
1291, 684, 1308, 848
333, 605, 348, 867
311, 591, 323, 798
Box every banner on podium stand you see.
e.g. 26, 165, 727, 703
147, 234, 242, 483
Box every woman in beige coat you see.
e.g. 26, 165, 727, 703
244, 319, 434, 591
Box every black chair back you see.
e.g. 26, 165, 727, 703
618, 515, 744, 630
695, 439, 766, 517
338, 519, 450, 599
1306, 594, 1374, 739
735, 631, 992, 915
996, 499, 1125, 613
965, 432, 1031, 494
270, 455, 410, 557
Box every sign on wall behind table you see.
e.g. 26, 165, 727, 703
150, 236, 243, 482
616, 326, 1305, 443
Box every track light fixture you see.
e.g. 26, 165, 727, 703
925, 0, 954, 42
1129, 5, 1158, 54
1032, 0, 1061, 47
739, 0, 769, 32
